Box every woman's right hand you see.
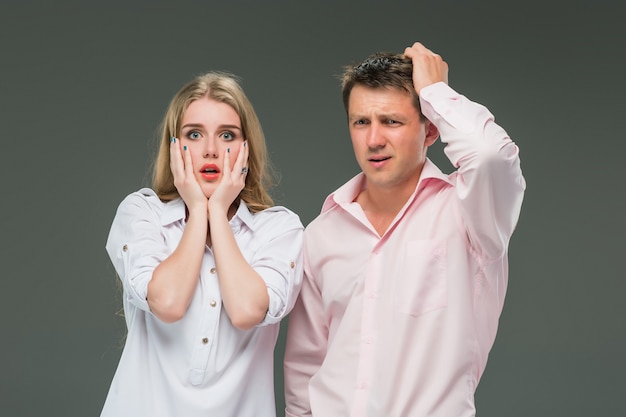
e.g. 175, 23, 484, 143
148, 137, 209, 323
169, 137, 208, 213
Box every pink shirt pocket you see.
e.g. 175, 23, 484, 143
395, 239, 448, 317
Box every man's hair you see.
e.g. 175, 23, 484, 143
340, 52, 424, 120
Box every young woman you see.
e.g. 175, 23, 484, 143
101, 72, 303, 417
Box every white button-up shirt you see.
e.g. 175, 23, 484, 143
284, 82, 525, 417
101, 189, 303, 417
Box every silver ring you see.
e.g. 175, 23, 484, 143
241, 167, 248, 174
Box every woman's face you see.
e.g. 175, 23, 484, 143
179, 97, 244, 198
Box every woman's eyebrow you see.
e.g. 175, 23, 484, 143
217, 124, 242, 131
181, 123, 204, 129
181, 123, 242, 131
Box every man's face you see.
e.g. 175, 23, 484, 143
348, 85, 438, 193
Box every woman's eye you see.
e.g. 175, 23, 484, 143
188, 131, 201, 140
221, 131, 235, 141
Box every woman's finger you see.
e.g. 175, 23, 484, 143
170, 137, 184, 179
182, 143, 194, 177
235, 140, 249, 178
223, 146, 232, 177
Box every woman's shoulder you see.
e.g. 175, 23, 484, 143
117, 187, 160, 209
115, 188, 179, 221
250, 204, 304, 231
123, 187, 159, 201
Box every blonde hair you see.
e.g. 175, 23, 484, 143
152, 72, 275, 212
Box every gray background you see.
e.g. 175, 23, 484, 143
1, 1, 624, 416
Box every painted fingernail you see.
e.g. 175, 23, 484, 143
184, 145, 187, 151
227, 148, 230, 153
243, 140, 247, 147
170, 137, 176, 143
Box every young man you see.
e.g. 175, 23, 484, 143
283, 42, 525, 416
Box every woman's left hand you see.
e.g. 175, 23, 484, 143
208, 140, 249, 217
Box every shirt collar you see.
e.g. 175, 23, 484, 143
320, 158, 452, 214
160, 196, 255, 232
233, 200, 255, 232
161, 197, 186, 226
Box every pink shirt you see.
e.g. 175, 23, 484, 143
284, 82, 525, 417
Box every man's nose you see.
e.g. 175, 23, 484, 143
366, 122, 385, 149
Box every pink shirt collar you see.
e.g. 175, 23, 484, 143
320, 158, 452, 214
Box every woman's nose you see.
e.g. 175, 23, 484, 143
202, 138, 218, 158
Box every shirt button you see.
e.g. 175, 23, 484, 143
210, 300, 217, 307
122, 244, 128, 252
210, 267, 216, 274
202, 337, 209, 344
290, 261, 295, 269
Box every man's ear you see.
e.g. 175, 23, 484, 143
424, 120, 439, 147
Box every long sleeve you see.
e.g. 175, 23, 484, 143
249, 207, 305, 326
420, 82, 526, 260
283, 240, 328, 417
105, 189, 172, 313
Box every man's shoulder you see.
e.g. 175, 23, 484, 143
304, 202, 345, 236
